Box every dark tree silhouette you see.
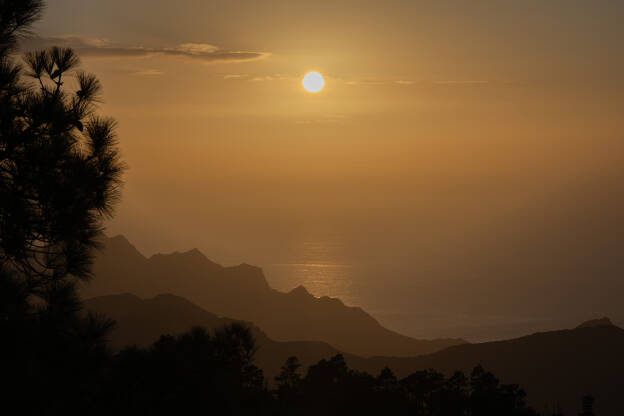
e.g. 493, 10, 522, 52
401, 368, 446, 415
0, 3, 124, 300
275, 356, 303, 413
0, 2, 124, 414
373, 367, 406, 415
470, 364, 537, 416
271, 354, 540, 416
0, 0, 44, 55
579, 395, 594, 416
276, 355, 303, 396
102, 324, 270, 415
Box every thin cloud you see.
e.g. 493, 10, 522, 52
358, 79, 386, 85
223, 73, 289, 81
134, 69, 163, 76
345, 79, 491, 86
19, 35, 270, 63
433, 80, 488, 85
343, 78, 391, 86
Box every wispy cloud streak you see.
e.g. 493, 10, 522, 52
20, 35, 270, 63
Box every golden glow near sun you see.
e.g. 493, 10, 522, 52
302, 71, 325, 93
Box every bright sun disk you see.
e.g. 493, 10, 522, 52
302, 71, 325, 93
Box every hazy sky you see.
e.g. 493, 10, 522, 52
30, 1, 624, 340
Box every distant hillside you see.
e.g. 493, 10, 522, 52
87, 293, 624, 416
575, 316, 613, 328
86, 293, 239, 348
82, 235, 464, 357
358, 319, 624, 416
85, 293, 346, 382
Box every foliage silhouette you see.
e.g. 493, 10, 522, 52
0, 2, 122, 414
0, 0, 44, 55
274, 355, 304, 413
268, 352, 541, 416
101, 324, 269, 415
0, 4, 124, 299
579, 395, 595, 416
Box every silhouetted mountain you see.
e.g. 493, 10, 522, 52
84, 293, 346, 381
82, 235, 465, 357
87, 293, 624, 415
360, 321, 624, 416
86, 293, 238, 348
575, 316, 614, 328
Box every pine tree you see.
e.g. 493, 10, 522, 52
0, 0, 124, 300
0, 2, 123, 412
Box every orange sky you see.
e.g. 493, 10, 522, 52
27, 0, 624, 339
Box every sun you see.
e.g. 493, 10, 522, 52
302, 71, 325, 93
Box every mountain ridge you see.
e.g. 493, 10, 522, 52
82, 235, 465, 357
575, 316, 613, 329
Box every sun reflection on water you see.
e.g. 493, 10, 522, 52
261, 232, 358, 306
